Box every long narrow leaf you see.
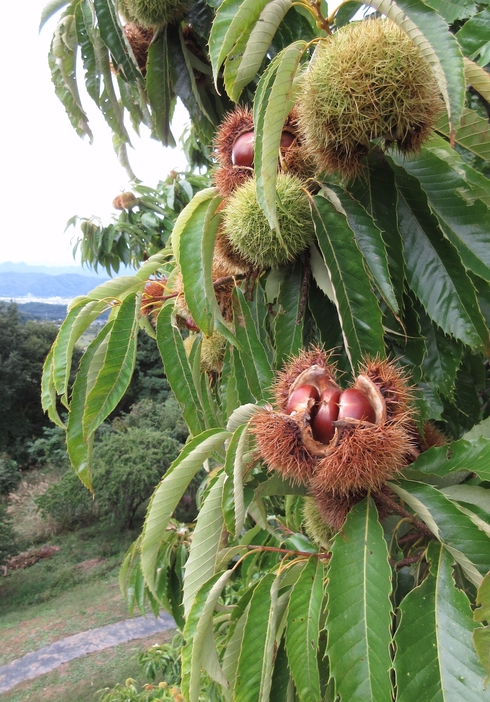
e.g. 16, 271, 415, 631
233, 287, 274, 401
326, 498, 393, 702
183, 473, 227, 616
232, 0, 293, 99
66, 322, 113, 488
141, 429, 231, 595
83, 294, 138, 437
394, 543, 490, 701
156, 302, 207, 436
274, 261, 304, 368
406, 437, 490, 483
208, 0, 269, 89
324, 186, 398, 314
389, 479, 490, 584
311, 194, 385, 372
182, 570, 233, 701
285, 557, 324, 702
254, 41, 307, 232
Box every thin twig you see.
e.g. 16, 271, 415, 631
246, 545, 331, 560
374, 491, 434, 540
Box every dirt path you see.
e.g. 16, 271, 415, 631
0, 612, 175, 694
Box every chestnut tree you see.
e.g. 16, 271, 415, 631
42, 0, 490, 699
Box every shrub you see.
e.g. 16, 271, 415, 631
91, 427, 182, 528
0, 504, 18, 566
35, 469, 97, 529
0, 454, 21, 495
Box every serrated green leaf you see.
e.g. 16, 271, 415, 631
82, 294, 138, 437
423, 0, 476, 23
66, 322, 113, 489
156, 302, 206, 437
352, 152, 406, 311
436, 107, 490, 163
93, 0, 141, 83
392, 162, 490, 353
40, 0, 70, 30
183, 473, 227, 616
230, 346, 257, 407
253, 40, 306, 232
367, 0, 465, 131
234, 573, 278, 702
182, 570, 233, 701
406, 437, 490, 482
48, 26, 92, 141
442, 485, 490, 521
419, 311, 464, 398
464, 56, 490, 101
394, 543, 490, 701
475, 572, 490, 625
456, 9, 490, 60
167, 26, 214, 142
75, 1, 100, 104
274, 261, 304, 368
208, 0, 270, 90
141, 428, 230, 595
51, 298, 87, 396
232, 0, 293, 99
223, 424, 250, 539
233, 287, 274, 401
323, 186, 398, 314
391, 148, 490, 285
389, 480, 490, 583
146, 28, 174, 147
326, 498, 393, 702
171, 187, 217, 263
311, 194, 385, 372
177, 195, 220, 335
92, 33, 133, 152
285, 557, 324, 702
41, 347, 64, 428
424, 133, 490, 209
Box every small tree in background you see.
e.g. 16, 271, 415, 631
41, 0, 490, 699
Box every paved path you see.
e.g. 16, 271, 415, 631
0, 612, 175, 694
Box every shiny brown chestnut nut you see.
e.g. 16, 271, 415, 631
285, 384, 319, 415
311, 387, 341, 444
280, 131, 296, 150
337, 388, 376, 423
231, 132, 255, 167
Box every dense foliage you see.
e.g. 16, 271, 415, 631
42, 0, 490, 700
0, 302, 68, 464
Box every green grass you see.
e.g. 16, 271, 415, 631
0, 523, 137, 616
0, 522, 143, 666
0, 630, 176, 702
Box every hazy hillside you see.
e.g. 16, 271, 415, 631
0, 271, 110, 298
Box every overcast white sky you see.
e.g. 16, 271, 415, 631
1, 0, 345, 269
0, 0, 189, 268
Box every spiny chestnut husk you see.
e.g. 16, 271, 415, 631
172, 256, 243, 330
296, 18, 444, 179
213, 106, 255, 198
307, 485, 396, 536
113, 191, 138, 210
250, 350, 416, 494
212, 106, 316, 199
221, 173, 314, 269
118, 0, 190, 28
140, 277, 168, 318
123, 23, 153, 74
184, 331, 227, 374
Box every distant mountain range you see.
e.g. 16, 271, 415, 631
0, 262, 135, 301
